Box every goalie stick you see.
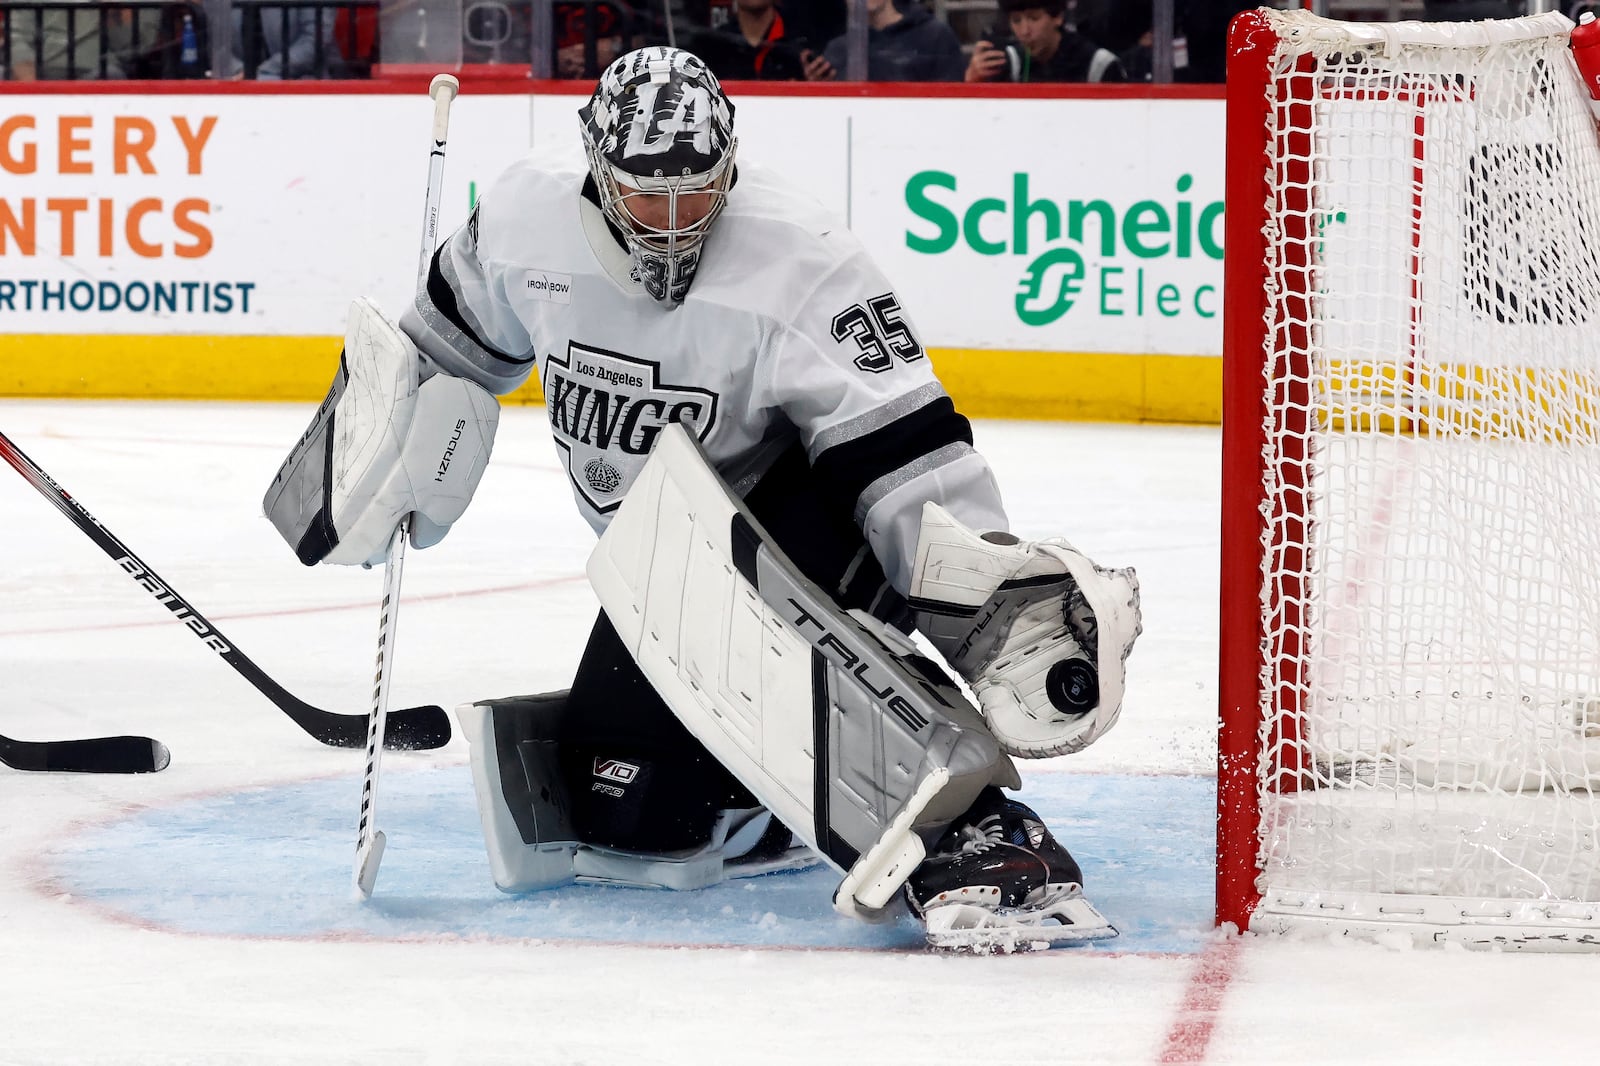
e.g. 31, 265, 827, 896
0, 731, 171, 774
0, 429, 451, 751
354, 72, 460, 900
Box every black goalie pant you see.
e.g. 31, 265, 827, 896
558, 442, 911, 854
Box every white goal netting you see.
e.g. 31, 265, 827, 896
1246, 10, 1600, 944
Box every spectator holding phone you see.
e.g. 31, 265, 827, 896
692, 0, 832, 80
965, 0, 1124, 83
817, 0, 962, 81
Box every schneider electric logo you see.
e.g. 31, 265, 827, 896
904, 171, 1224, 326
1014, 247, 1087, 326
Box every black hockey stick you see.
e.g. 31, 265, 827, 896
0, 731, 171, 773
0, 429, 451, 750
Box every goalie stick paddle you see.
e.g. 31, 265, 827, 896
0, 731, 171, 774
0, 429, 451, 751
355, 71, 461, 900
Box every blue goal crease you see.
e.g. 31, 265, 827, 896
45, 765, 1217, 954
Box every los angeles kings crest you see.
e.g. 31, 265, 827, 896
542, 341, 719, 513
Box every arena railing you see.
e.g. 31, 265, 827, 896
0, 0, 378, 79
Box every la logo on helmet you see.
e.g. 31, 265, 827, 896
624, 82, 716, 159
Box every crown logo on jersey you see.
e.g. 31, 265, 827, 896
583, 457, 623, 495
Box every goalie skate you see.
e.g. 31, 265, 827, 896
906, 787, 1117, 952
918, 889, 1116, 954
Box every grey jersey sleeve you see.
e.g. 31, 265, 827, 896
761, 242, 1008, 595
400, 198, 538, 396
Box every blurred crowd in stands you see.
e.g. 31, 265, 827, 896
0, 0, 1593, 82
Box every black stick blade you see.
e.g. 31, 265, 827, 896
300, 704, 452, 750
383, 704, 451, 750
0, 733, 171, 773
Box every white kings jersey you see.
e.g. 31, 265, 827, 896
398, 147, 1008, 594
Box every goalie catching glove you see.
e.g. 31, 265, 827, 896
264, 298, 499, 566
908, 504, 1142, 759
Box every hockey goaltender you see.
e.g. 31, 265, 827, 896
263, 46, 1142, 952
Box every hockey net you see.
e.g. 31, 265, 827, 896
1218, 9, 1600, 948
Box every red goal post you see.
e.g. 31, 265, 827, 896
1219, 8, 1600, 949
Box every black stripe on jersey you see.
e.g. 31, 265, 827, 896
810, 395, 974, 518
423, 245, 532, 369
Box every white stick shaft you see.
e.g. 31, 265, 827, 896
354, 72, 460, 901
353, 532, 406, 899
416, 75, 458, 282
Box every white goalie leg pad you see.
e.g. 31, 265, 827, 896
458, 695, 580, 892
263, 297, 499, 567
587, 424, 1018, 920
459, 696, 819, 894
909, 503, 1142, 758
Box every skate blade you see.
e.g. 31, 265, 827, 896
922, 894, 1118, 954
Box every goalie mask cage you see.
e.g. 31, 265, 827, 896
1218, 9, 1600, 949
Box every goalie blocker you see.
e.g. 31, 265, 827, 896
263, 298, 499, 568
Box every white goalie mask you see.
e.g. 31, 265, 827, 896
579, 47, 737, 304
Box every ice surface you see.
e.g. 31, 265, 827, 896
4, 400, 1594, 1065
